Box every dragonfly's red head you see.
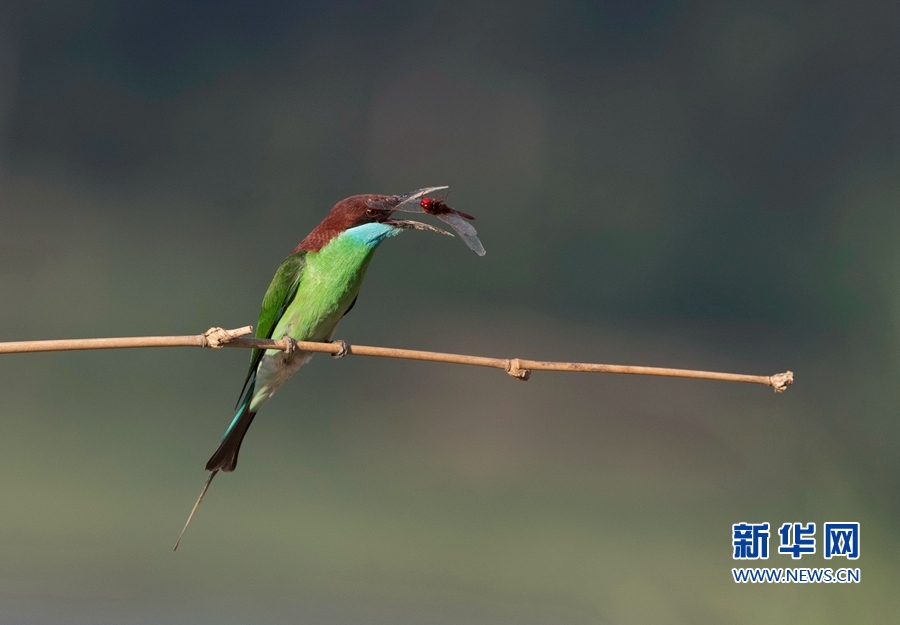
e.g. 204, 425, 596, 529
420, 196, 450, 216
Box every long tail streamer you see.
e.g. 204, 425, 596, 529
173, 470, 218, 551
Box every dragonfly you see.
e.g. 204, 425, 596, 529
368, 186, 486, 256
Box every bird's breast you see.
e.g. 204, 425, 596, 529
273, 234, 382, 342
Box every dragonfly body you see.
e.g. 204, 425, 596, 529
416, 196, 485, 256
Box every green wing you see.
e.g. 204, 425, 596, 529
235, 251, 307, 405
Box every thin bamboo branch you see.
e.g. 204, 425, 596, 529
0, 326, 793, 392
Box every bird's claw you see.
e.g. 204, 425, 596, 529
282, 336, 297, 354
331, 339, 349, 359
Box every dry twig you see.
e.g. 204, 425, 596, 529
0, 326, 793, 392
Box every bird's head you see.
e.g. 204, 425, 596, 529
296, 187, 452, 252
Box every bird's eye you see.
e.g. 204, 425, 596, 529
365, 207, 379, 218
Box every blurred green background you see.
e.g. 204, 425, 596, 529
0, 0, 897, 623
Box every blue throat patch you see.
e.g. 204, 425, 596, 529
340, 222, 400, 247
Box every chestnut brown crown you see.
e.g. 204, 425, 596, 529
294, 194, 390, 253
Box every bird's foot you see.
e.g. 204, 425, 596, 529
282, 336, 298, 354
331, 339, 350, 359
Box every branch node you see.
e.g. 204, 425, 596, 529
202, 326, 253, 349
506, 358, 531, 381
769, 371, 794, 393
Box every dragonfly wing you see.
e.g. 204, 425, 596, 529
393, 186, 449, 213
439, 212, 486, 256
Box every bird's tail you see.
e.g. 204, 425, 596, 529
173, 384, 257, 550
206, 382, 257, 473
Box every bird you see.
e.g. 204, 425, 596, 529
174, 186, 465, 549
